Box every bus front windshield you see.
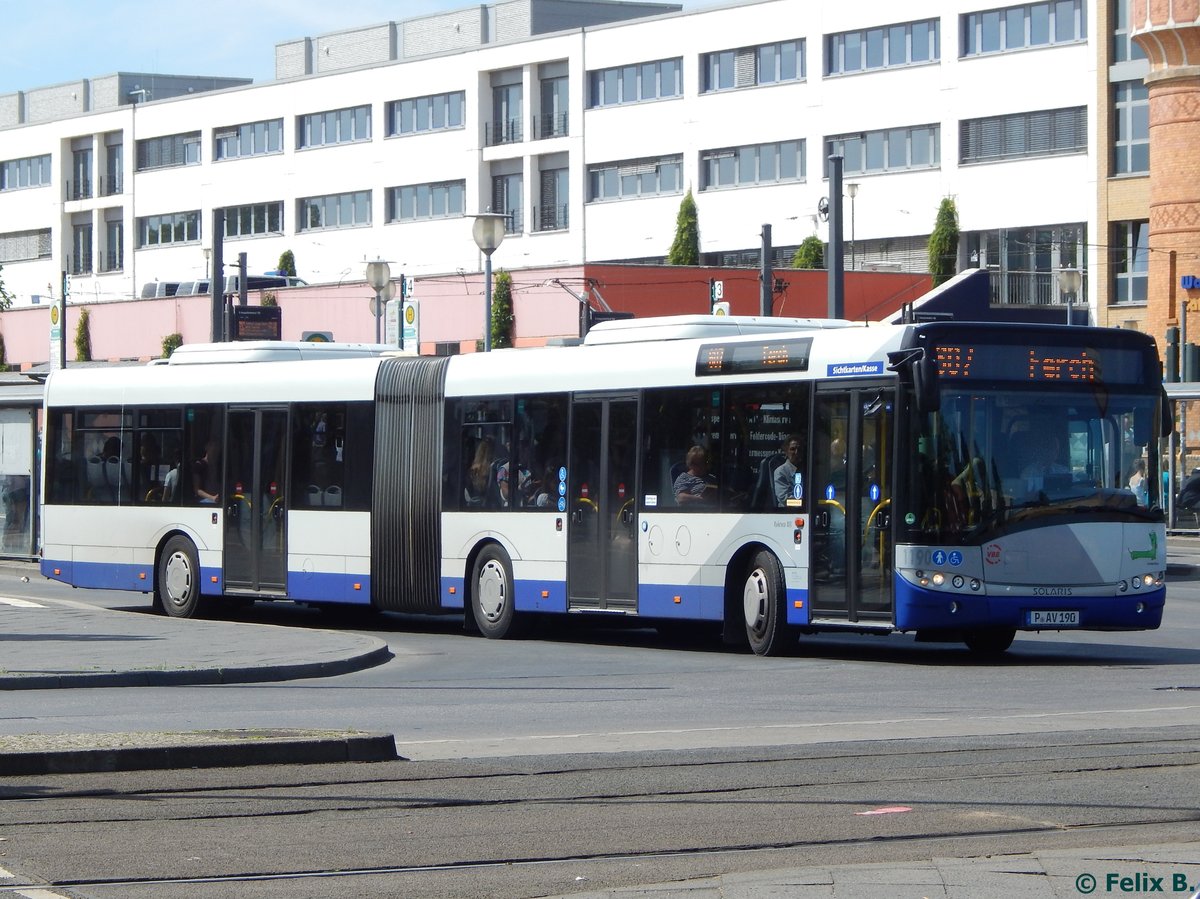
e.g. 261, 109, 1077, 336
904, 384, 1162, 545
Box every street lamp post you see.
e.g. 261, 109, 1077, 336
1057, 268, 1082, 326
846, 182, 859, 271
471, 213, 507, 352
365, 258, 391, 344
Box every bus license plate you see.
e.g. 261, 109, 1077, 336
1028, 610, 1080, 626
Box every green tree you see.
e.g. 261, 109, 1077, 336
0, 263, 13, 311
0, 332, 7, 371
928, 197, 960, 287
261, 291, 278, 307
276, 249, 296, 277
490, 269, 514, 349
161, 333, 183, 358
792, 235, 825, 269
667, 189, 700, 265
74, 308, 92, 362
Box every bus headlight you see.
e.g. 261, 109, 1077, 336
931, 572, 945, 586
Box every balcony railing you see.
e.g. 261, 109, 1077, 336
68, 254, 93, 276
532, 204, 568, 233
65, 179, 92, 201
97, 250, 123, 273
987, 269, 1087, 307
485, 118, 523, 146
100, 174, 123, 196
532, 112, 569, 140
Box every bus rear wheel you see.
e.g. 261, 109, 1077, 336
157, 535, 202, 619
472, 545, 517, 639
963, 627, 1016, 656
742, 550, 795, 656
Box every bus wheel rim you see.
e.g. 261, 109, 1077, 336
743, 567, 768, 635
164, 551, 193, 608
478, 559, 507, 623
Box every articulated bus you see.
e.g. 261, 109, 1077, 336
40, 316, 1170, 656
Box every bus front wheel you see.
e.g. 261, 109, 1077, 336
742, 550, 795, 656
963, 627, 1015, 656
157, 536, 202, 619
472, 545, 517, 639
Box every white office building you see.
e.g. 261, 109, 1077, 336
0, 0, 1119, 323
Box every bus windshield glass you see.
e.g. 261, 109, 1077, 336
904, 383, 1163, 545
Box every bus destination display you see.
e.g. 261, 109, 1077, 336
696, 337, 812, 377
934, 343, 1145, 384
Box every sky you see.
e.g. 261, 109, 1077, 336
1, 0, 719, 95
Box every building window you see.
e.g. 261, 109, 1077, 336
537, 76, 570, 139
137, 211, 201, 247
491, 173, 524, 234
1113, 81, 1149, 175
298, 191, 371, 231
224, 202, 284, 238
489, 83, 523, 145
966, 223, 1086, 306
136, 132, 201, 171
102, 221, 123, 273
215, 119, 283, 160
71, 223, 93, 275
1112, 220, 1149, 304
826, 19, 939, 75
588, 58, 683, 107
103, 142, 123, 196
701, 39, 804, 92
299, 105, 371, 149
0, 155, 51, 191
387, 180, 465, 222
962, 1, 1087, 57
959, 107, 1086, 164
826, 125, 940, 175
535, 167, 569, 232
701, 140, 805, 190
588, 154, 684, 202
386, 91, 465, 136
0, 229, 52, 263
1113, 0, 1148, 63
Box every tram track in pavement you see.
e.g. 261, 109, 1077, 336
0, 730, 1197, 897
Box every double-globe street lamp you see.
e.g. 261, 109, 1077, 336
365, 258, 395, 345
471, 213, 507, 352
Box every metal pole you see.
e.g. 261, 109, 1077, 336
210, 210, 224, 342
827, 155, 844, 320
374, 289, 382, 344
484, 251, 494, 352
760, 223, 772, 317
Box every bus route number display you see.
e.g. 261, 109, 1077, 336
935, 344, 1106, 382
696, 337, 812, 377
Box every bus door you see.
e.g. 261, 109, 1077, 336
567, 395, 638, 611
224, 407, 289, 595
810, 385, 895, 622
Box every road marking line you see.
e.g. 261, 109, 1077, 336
0, 865, 13, 877
0, 597, 43, 608
15, 890, 74, 898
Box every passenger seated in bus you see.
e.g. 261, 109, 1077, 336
464, 437, 494, 507
772, 434, 804, 507
1127, 458, 1149, 506
193, 441, 220, 503
1017, 430, 1069, 494
498, 437, 536, 507
673, 445, 717, 505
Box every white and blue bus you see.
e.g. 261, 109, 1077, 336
40, 315, 1169, 655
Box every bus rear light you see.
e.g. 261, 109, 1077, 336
210, 575, 218, 583
448, 586, 457, 595
793, 599, 803, 609
353, 583, 362, 591
542, 590, 550, 598
139, 572, 146, 580
673, 595, 681, 604
53, 568, 61, 576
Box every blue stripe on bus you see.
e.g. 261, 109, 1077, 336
637, 583, 723, 620
786, 586, 810, 625
41, 558, 153, 593
894, 579, 1165, 631
286, 570, 371, 605
514, 580, 567, 613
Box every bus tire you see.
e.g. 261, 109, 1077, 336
742, 549, 795, 656
157, 535, 203, 619
963, 627, 1015, 656
472, 544, 517, 639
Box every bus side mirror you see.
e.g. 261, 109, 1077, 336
888, 347, 940, 414
1160, 387, 1173, 439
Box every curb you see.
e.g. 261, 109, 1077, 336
0, 643, 393, 691
0, 729, 401, 776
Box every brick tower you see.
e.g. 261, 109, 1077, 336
1132, 1, 1200, 361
